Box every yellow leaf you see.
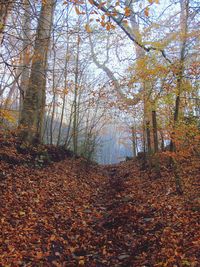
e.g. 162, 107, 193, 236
19, 211, 25, 216
75, 6, 81, 15
85, 24, 92, 33
0, 23, 4, 30
74, 6, 85, 15
79, 259, 85, 265
8, 245, 15, 252
0, 109, 16, 123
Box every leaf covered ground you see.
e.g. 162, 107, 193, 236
0, 136, 200, 266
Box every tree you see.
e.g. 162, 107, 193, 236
19, 0, 32, 113
170, 0, 189, 152
0, 0, 14, 45
19, 0, 56, 144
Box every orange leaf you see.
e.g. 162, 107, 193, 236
106, 23, 111, 31
50, 234, 56, 241
36, 252, 43, 259
98, 1, 106, 9
124, 7, 131, 17
144, 7, 149, 16
101, 21, 106, 27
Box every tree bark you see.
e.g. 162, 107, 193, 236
19, 0, 32, 114
152, 110, 159, 153
170, 0, 189, 152
146, 121, 152, 155
73, 34, 80, 156
131, 126, 137, 157
19, 0, 55, 144
57, 8, 70, 146
0, 0, 13, 45
169, 0, 189, 195
50, 34, 57, 145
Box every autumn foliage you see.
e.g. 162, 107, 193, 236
0, 0, 200, 265
0, 133, 199, 266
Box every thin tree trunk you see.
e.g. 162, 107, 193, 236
57, 94, 66, 146
160, 131, 165, 151
64, 102, 74, 149
131, 126, 137, 157
57, 9, 70, 146
50, 36, 56, 145
146, 121, 152, 155
152, 110, 159, 153
73, 35, 80, 156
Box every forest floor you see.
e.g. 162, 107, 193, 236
0, 135, 200, 266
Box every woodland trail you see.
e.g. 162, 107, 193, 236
87, 164, 162, 267
0, 146, 200, 266
0, 157, 161, 266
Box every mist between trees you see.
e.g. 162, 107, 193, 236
0, 0, 199, 165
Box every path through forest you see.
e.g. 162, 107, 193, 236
0, 139, 200, 266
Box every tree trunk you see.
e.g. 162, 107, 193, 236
50, 35, 56, 145
170, 0, 189, 152
73, 35, 80, 156
19, 0, 32, 114
131, 126, 137, 157
19, 0, 55, 144
152, 110, 159, 153
160, 131, 165, 151
0, 0, 13, 45
146, 121, 152, 155
57, 9, 70, 146
169, 0, 189, 195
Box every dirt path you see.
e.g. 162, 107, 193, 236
0, 156, 199, 266
85, 165, 158, 267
